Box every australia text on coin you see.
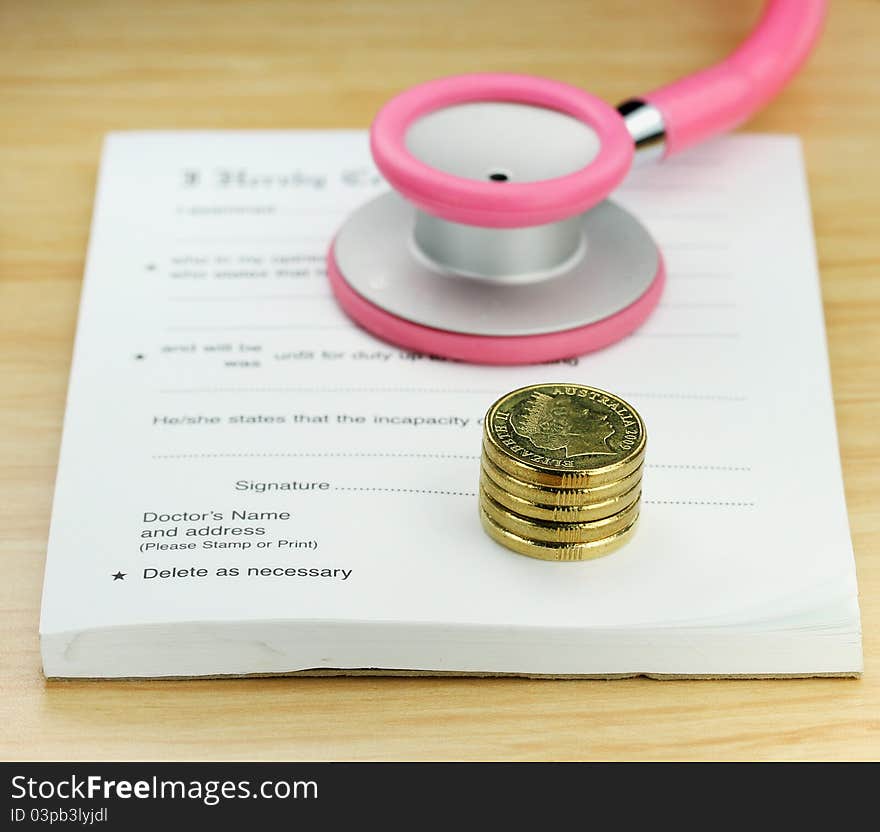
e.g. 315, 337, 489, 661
489, 385, 644, 470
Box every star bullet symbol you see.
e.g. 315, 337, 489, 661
112, 571, 126, 581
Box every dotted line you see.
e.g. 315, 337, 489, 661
150, 453, 750, 472
333, 486, 478, 497
643, 500, 755, 507
666, 273, 733, 280
169, 294, 332, 302
620, 392, 746, 402
647, 463, 751, 472
663, 243, 730, 251
164, 325, 348, 332
152, 451, 752, 471
157, 388, 748, 401
152, 452, 480, 460
158, 387, 500, 394
332, 491, 754, 505
658, 303, 737, 309
633, 332, 740, 339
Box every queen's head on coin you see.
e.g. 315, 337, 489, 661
510, 390, 617, 458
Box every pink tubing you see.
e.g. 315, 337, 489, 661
370, 73, 633, 227
328, 243, 666, 365
643, 0, 827, 155
327, 1, 826, 365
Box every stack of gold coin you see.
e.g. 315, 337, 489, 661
479, 383, 646, 561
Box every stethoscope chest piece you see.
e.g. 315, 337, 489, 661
329, 74, 664, 364
328, 4, 828, 364
331, 192, 661, 355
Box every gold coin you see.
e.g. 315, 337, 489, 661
480, 487, 640, 544
483, 383, 646, 488
480, 467, 641, 523
484, 435, 643, 489
481, 454, 643, 505
479, 504, 640, 562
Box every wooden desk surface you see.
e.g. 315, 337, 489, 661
1, 0, 878, 761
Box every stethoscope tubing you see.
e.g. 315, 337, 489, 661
642, 0, 827, 156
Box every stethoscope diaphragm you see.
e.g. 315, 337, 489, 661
328, 1, 827, 364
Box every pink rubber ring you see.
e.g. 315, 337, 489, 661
328, 242, 665, 365
370, 73, 634, 228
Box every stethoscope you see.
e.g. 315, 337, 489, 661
329, 0, 826, 365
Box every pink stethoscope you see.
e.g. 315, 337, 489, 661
329, 0, 827, 365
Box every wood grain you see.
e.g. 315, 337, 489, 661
1, 0, 878, 761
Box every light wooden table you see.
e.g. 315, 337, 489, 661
1, 0, 878, 761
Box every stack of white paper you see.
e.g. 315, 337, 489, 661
40, 131, 861, 678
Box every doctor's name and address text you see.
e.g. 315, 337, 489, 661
123, 480, 354, 584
